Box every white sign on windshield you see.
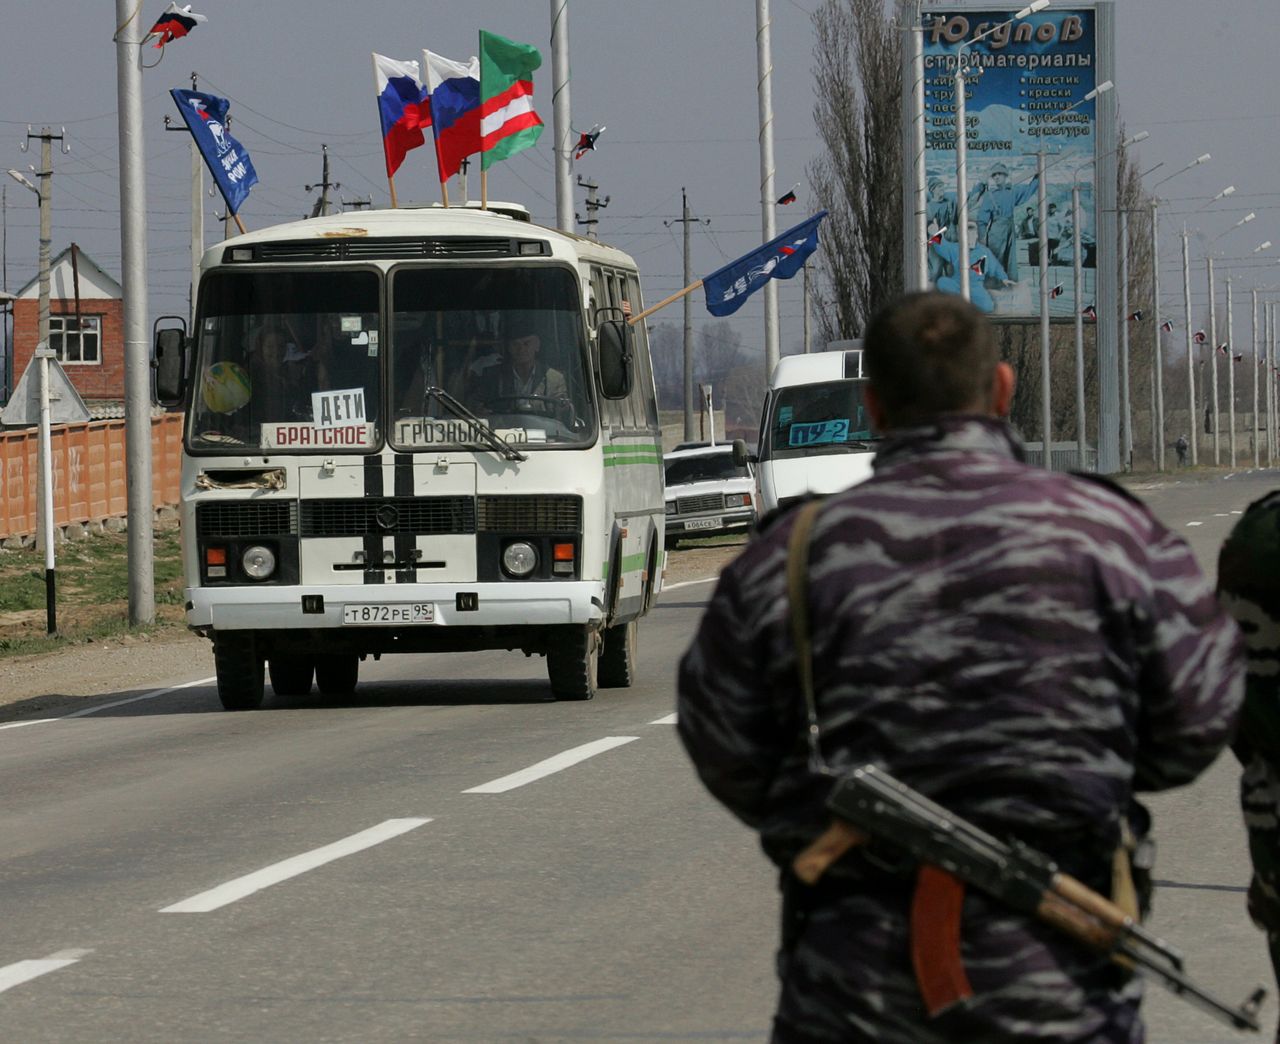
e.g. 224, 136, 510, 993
312, 388, 367, 429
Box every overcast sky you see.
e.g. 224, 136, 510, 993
1, 0, 1277, 366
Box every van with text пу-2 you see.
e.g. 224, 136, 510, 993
152, 204, 664, 709
735, 345, 879, 515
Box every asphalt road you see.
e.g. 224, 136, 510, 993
1, 468, 1277, 1042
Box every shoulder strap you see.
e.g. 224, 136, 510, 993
786, 498, 828, 773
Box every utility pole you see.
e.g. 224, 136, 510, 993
550, 0, 574, 233
341, 195, 373, 211
18, 127, 64, 350
115, 0, 155, 626
666, 188, 708, 442
802, 263, 812, 354
306, 144, 340, 218
755, 0, 781, 376
575, 175, 609, 242
163, 72, 203, 327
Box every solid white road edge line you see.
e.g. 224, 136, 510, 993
463, 736, 640, 794
0, 949, 92, 994
650, 713, 678, 725
662, 577, 719, 591
0, 676, 217, 734
160, 818, 431, 914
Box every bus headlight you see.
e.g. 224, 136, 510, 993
242, 544, 277, 580
501, 541, 538, 578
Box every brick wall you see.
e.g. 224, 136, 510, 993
12, 297, 126, 400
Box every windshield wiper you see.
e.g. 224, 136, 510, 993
424, 386, 528, 462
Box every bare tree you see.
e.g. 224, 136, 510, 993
808, 0, 906, 343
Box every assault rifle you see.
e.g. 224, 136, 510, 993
792, 764, 1265, 1033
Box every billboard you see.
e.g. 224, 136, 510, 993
921, 7, 1100, 319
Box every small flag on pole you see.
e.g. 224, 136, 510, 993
702, 211, 828, 318
1160, 319, 1173, 332
1234, 353, 1244, 363
144, 3, 207, 49
1049, 283, 1064, 298
1127, 309, 1143, 322
1216, 342, 1229, 356
1194, 329, 1207, 344
928, 226, 947, 245
479, 30, 544, 171
373, 54, 431, 179
1082, 304, 1097, 320
970, 256, 986, 276
574, 124, 605, 160
776, 182, 799, 206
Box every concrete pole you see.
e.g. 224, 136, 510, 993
36, 134, 51, 349
1119, 208, 1131, 470
550, 0, 573, 234
1073, 184, 1086, 467
1226, 276, 1236, 465
904, 2, 928, 289
1151, 199, 1165, 469
37, 346, 56, 634
1206, 256, 1219, 463
1252, 288, 1260, 468
802, 263, 811, 354
115, 0, 155, 625
954, 55, 971, 301
190, 142, 202, 326
755, 0, 780, 375
1038, 151, 1051, 469
1182, 227, 1197, 465
682, 188, 695, 443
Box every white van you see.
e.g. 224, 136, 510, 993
735, 347, 880, 515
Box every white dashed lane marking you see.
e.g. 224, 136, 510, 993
463, 737, 639, 794
0, 949, 92, 995
160, 818, 431, 913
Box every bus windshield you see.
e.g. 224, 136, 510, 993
189, 269, 382, 452
763, 379, 879, 461
390, 265, 596, 450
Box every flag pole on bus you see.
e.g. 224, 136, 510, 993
478, 30, 544, 211
372, 52, 430, 209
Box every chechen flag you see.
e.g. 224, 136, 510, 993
1160, 320, 1174, 332
424, 50, 481, 182
479, 30, 544, 171
1194, 329, 1207, 344
1216, 342, 1229, 356
776, 182, 799, 206
575, 124, 605, 160
373, 53, 431, 178
1127, 309, 1143, 322
970, 255, 986, 276
1082, 304, 1097, 320
144, 3, 207, 49
928, 226, 947, 245
1049, 283, 1064, 298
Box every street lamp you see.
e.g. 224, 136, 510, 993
954, 0, 1050, 301
1204, 210, 1254, 464
1147, 151, 1210, 469
1181, 183, 1235, 465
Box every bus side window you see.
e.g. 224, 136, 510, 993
624, 272, 659, 429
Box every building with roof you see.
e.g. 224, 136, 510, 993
10, 246, 126, 416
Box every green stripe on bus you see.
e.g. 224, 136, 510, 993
620, 552, 648, 573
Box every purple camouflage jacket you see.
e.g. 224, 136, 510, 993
677, 416, 1244, 1043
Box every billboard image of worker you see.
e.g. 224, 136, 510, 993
921, 6, 1100, 319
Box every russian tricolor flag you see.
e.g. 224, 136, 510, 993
424, 50, 481, 183
373, 53, 431, 179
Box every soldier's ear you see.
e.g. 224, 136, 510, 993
991, 362, 1015, 418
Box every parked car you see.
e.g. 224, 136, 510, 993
664, 444, 756, 548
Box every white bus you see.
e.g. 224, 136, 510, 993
155, 204, 664, 709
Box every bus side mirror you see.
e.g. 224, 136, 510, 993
596, 318, 634, 400
732, 438, 756, 468
153, 319, 188, 406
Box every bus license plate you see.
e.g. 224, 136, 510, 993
342, 603, 434, 625
684, 518, 719, 532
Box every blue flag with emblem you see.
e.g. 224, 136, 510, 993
702, 211, 827, 318
170, 89, 259, 216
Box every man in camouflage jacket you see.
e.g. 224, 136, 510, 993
1219, 493, 1280, 1023
677, 292, 1244, 1043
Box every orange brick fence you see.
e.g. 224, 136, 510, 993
0, 413, 183, 540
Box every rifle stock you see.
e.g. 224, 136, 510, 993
795, 764, 1264, 1033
